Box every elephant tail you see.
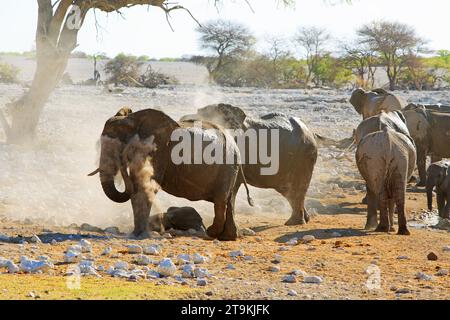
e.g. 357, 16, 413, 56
239, 165, 255, 207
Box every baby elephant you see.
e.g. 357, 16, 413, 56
426, 161, 450, 219
356, 127, 416, 235
148, 207, 206, 233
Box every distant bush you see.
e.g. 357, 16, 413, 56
0, 62, 20, 83
70, 51, 89, 59
139, 65, 178, 88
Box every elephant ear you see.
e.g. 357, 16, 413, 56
198, 103, 247, 128
371, 88, 389, 95
394, 111, 407, 125
349, 88, 366, 114
102, 115, 136, 143
115, 107, 133, 117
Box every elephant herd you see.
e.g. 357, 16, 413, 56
90, 88, 450, 241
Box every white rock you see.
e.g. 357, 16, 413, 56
291, 269, 308, 277
64, 250, 82, 263
134, 254, 152, 266
443, 246, 450, 252
30, 235, 42, 244
331, 232, 342, 237
68, 244, 83, 253
51, 239, 57, 246
197, 278, 208, 286
193, 253, 207, 264
176, 254, 191, 265
6, 261, 19, 274
282, 275, 297, 283
397, 256, 410, 260
269, 266, 280, 273
79, 239, 92, 253
286, 238, 298, 246
181, 264, 195, 278
157, 258, 176, 277
278, 246, 290, 252
143, 245, 160, 255
240, 228, 256, 236
229, 250, 244, 258
194, 267, 209, 279
0, 234, 10, 241
304, 276, 323, 284
101, 246, 112, 256
127, 244, 143, 254
436, 269, 449, 276
79, 260, 101, 277
147, 270, 161, 279
415, 272, 433, 281
288, 289, 298, 296
226, 264, 236, 270
303, 235, 315, 243
273, 254, 283, 263
114, 261, 129, 270
20, 256, 53, 273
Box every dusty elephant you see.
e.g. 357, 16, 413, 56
90, 107, 253, 241
350, 88, 406, 120
426, 161, 450, 219
148, 206, 206, 233
403, 105, 450, 186
356, 127, 416, 234
181, 103, 318, 226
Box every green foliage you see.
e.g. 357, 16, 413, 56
105, 53, 146, 86
0, 62, 20, 83
314, 54, 353, 88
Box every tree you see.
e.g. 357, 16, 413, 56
105, 54, 146, 87
341, 40, 378, 89
196, 20, 255, 78
293, 26, 330, 87
357, 21, 426, 90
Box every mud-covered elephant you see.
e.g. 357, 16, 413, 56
356, 127, 416, 234
403, 105, 450, 186
148, 207, 206, 233
426, 161, 450, 219
181, 103, 318, 226
90, 107, 253, 241
350, 88, 406, 120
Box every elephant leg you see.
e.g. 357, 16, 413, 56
219, 193, 239, 241
284, 181, 310, 226
416, 149, 427, 187
361, 184, 368, 205
206, 200, 227, 239
437, 192, 446, 218
388, 199, 396, 232
130, 190, 152, 238
443, 193, 450, 219
375, 193, 390, 233
393, 174, 410, 236
365, 190, 379, 230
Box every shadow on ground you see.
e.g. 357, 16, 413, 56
274, 228, 368, 243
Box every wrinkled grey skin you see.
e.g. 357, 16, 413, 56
148, 207, 206, 233
181, 103, 318, 226
356, 128, 417, 234
91, 107, 252, 241
350, 88, 406, 120
426, 161, 450, 218
355, 111, 415, 205
403, 105, 450, 186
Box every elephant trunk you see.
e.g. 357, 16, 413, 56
100, 171, 130, 203
426, 179, 435, 211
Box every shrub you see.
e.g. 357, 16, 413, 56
0, 62, 20, 83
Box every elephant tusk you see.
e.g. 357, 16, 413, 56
88, 168, 100, 176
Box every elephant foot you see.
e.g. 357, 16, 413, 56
131, 229, 151, 240
285, 216, 306, 226
389, 226, 396, 233
206, 225, 223, 239
397, 227, 411, 236
375, 224, 389, 233
218, 230, 238, 241
364, 220, 378, 230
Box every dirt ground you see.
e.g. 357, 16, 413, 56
0, 188, 448, 300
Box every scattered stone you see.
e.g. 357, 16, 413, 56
114, 261, 129, 270
226, 264, 236, 270
181, 264, 195, 278
288, 289, 298, 297
176, 254, 191, 265
415, 272, 433, 281
303, 276, 323, 284
194, 268, 210, 279
104, 227, 121, 235
147, 270, 161, 279
395, 288, 411, 294
229, 250, 244, 258
157, 258, 176, 277
193, 253, 207, 264
272, 254, 282, 264
79, 239, 92, 253
397, 256, 410, 260
436, 269, 449, 276
143, 245, 160, 255
101, 246, 112, 256
64, 250, 82, 263
30, 235, 42, 244
149, 231, 161, 238
27, 292, 35, 298
291, 269, 308, 277
243, 255, 254, 261
240, 228, 256, 236
197, 279, 208, 286
331, 232, 342, 237
127, 244, 143, 254
163, 233, 172, 239
282, 275, 297, 283
286, 238, 298, 246
278, 246, 290, 252
20, 256, 54, 273
0, 234, 10, 241
269, 266, 280, 273
427, 252, 438, 261
79, 260, 101, 277
0, 258, 19, 273
255, 236, 263, 242
134, 254, 152, 266
51, 239, 57, 246
303, 235, 315, 243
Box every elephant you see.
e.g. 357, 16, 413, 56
404, 103, 450, 113
426, 161, 450, 219
350, 88, 406, 120
403, 105, 450, 186
148, 206, 206, 233
181, 103, 318, 226
356, 127, 417, 234
89, 107, 253, 241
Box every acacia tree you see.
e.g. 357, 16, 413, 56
293, 26, 330, 87
196, 20, 255, 78
341, 40, 378, 89
357, 21, 426, 90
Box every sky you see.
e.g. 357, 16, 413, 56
0, 0, 450, 58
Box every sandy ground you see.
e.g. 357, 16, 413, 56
0, 82, 449, 300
